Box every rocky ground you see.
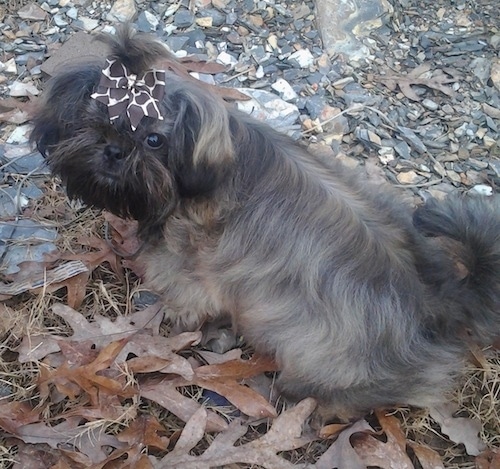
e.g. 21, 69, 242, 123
0, 0, 499, 468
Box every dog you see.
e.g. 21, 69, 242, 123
31, 27, 500, 421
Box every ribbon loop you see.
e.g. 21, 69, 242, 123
91, 59, 166, 131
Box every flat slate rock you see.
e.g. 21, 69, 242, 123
40, 31, 111, 77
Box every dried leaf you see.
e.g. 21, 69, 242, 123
120, 331, 199, 380
430, 403, 485, 456
140, 377, 229, 433
315, 419, 372, 469
0, 401, 40, 434
16, 417, 125, 464
103, 212, 141, 257
476, 449, 500, 469
192, 355, 278, 418
18, 302, 164, 362
351, 411, 414, 469
117, 415, 170, 451
375, 63, 456, 101
159, 399, 316, 469
38, 339, 135, 404
408, 442, 445, 469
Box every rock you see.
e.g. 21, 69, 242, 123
217, 51, 238, 67
422, 98, 439, 111
470, 57, 491, 85
470, 184, 493, 196
107, 0, 137, 23
396, 170, 424, 185
491, 58, 500, 91
271, 78, 298, 101
66, 7, 78, 19
40, 31, 110, 77
136, 10, 159, 31
397, 126, 427, 154
196, 16, 213, 28
319, 105, 349, 135
236, 88, 300, 131
288, 48, 314, 68
17, 3, 47, 20
174, 10, 195, 28
3, 58, 17, 74
8, 81, 40, 97
78, 17, 100, 31
378, 147, 395, 165
53, 13, 68, 27
6, 125, 32, 145
315, 0, 393, 62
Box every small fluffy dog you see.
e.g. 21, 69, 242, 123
32, 28, 500, 421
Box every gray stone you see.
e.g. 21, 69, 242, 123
107, 0, 137, 23
0, 220, 58, 275
397, 126, 427, 154
236, 88, 300, 131
174, 10, 195, 28
136, 10, 160, 31
271, 78, 298, 101
315, 0, 393, 62
17, 3, 48, 20
288, 48, 314, 68
422, 98, 439, 111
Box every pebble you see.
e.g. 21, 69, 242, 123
107, 0, 137, 23
236, 88, 300, 131
422, 98, 439, 111
271, 78, 298, 101
8, 81, 40, 97
288, 48, 314, 68
17, 3, 47, 20
137, 11, 159, 31
470, 184, 493, 196
174, 10, 195, 28
491, 58, 500, 91
397, 170, 424, 185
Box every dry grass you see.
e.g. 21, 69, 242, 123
0, 183, 498, 468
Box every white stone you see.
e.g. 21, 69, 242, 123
9, 81, 40, 97
66, 7, 78, 19
144, 10, 159, 29
216, 51, 238, 67
271, 78, 298, 101
6, 125, 32, 145
4, 58, 17, 74
470, 184, 493, 196
107, 0, 137, 23
236, 88, 299, 131
79, 16, 99, 30
288, 48, 314, 68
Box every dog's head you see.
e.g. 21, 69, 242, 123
31, 27, 234, 239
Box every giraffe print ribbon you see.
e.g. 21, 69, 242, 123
91, 59, 166, 131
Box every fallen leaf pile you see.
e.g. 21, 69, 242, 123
0, 205, 498, 468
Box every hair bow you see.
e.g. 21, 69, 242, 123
91, 59, 166, 131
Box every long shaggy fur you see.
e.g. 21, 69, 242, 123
31, 28, 500, 419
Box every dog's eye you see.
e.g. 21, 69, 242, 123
145, 133, 164, 149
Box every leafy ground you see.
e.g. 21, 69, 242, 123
0, 175, 498, 469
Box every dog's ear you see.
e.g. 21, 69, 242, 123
168, 86, 235, 198
30, 66, 101, 156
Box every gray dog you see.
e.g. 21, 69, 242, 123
31, 28, 500, 422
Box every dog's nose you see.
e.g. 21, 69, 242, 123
104, 144, 125, 160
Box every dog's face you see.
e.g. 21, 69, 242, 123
31, 33, 234, 239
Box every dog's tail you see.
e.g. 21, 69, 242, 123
413, 195, 500, 344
